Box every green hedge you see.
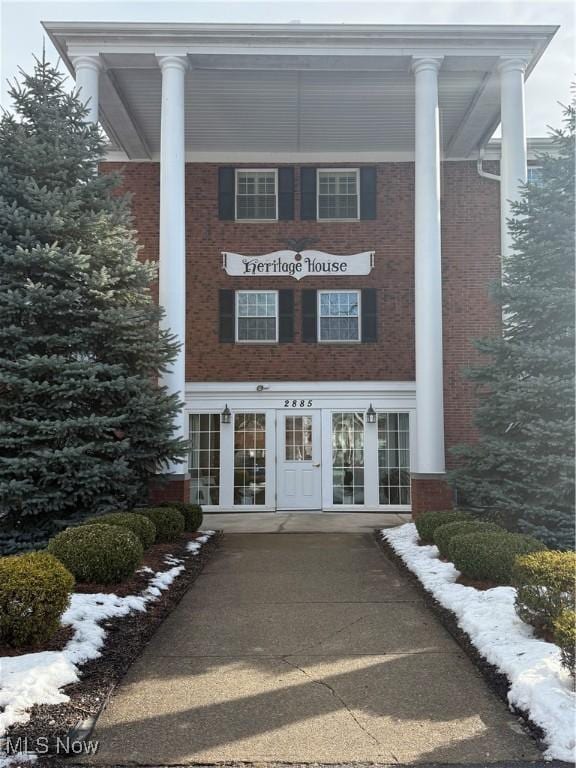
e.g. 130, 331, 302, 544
84, 512, 156, 549
415, 510, 471, 544
137, 507, 185, 542
552, 609, 575, 677
48, 524, 143, 584
451, 531, 546, 585
433, 520, 503, 560
0, 552, 74, 647
158, 502, 203, 532
513, 551, 576, 632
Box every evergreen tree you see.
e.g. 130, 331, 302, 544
0, 57, 187, 550
450, 100, 575, 549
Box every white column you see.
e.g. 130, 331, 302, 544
72, 56, 102, 124
412, 57, 445, 476
499, 58, 527, 260
158, 55, 188, 473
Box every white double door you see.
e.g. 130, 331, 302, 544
276, 410, 322, 510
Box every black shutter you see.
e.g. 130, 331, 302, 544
300, 167, 317, 220
278, 290, 294, 342
278, 167, 294, 220
360, 167, 377, 220
219, 290, 235, 342
361, 288, 377, 343
302, 290, 318, 342
218, 167, 235, 220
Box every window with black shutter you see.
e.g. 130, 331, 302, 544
302, 290, 318, 342
219, 289, 235, 342
361, 288, 378, 342
218, 168, 235, 220
278, 289, 295, 342
360, 167, 377, 220
300, 167, 317, 220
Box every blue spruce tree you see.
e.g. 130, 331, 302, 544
0, 57, 187, 551
450, 100, 575, 549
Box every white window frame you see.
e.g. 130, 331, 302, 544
235, 290, 279, 344
316, 168, 360, 222
317, 289, 362, 344
234, 168, 278, 222
527, 166, 543, 184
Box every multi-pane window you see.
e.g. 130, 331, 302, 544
378, 413, 411, 506
318, 291, 360, 342
527, 166, 543, 185
317, 169, 359, 220
236, 170, 277, 220
285, 415, 313, 461
236, 291, 278, 342
189, 414, 220, 505
234, 413, 266, 505
332, 412, 364, 505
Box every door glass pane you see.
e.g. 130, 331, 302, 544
332, 412, 364, 505
234, 413, 266, 505
285, 415, 313, 461
189, 414, 220, 505
378, 413, 411, 505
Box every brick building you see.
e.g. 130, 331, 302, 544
46, 22, 556, 514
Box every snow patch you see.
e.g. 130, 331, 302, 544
0, 531, 215, 756
382, 523, 575, 762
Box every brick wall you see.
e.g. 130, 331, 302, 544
100, 161, 501, 464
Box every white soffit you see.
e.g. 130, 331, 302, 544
43, 23, 557, 161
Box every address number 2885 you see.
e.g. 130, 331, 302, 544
284, 399, 313, 408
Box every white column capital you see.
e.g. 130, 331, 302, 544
497, 57, 528, 75
156, 55, 189, 73
71, 55, 104, 74
411, 57, 443, 75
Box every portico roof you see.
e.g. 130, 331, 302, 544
43, 22, 557, 162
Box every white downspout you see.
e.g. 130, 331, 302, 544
477, 147, 501, 181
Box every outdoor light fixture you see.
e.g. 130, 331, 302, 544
366, 404, 377, 424
221, 404, 232, 424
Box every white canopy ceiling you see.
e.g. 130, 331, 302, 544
44, 23, 557, 161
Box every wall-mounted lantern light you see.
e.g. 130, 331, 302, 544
221, 404, 232, 424
366, 404, 377, 424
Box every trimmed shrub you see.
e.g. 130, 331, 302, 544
552, 609, 575, 677
513, 551, 576, 631
137, 507, 185, 542
433, 520, 503, 559
415, 510, 471, 544
84, 512, 157, 549
48, 524, 143, 584
158, 502, 203, 532
450, 531, 546, 585
0, 552, 74, 647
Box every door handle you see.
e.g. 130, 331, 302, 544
313, 462, 321, 467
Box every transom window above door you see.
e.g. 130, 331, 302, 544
235, 169, 278, 220
236, 291, 278, 342
317, 169, 359, 220
318, 290, 361, 342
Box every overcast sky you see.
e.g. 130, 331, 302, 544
0, 0, 573, 138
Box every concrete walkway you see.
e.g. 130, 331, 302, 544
201, 511, 411, 533
88, 534, 540, 765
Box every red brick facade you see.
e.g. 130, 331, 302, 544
101, 160, 501, 468
410, 476, 454, 517
149, 474, 190, 506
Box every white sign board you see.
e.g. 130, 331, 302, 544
222, 249, 374, 281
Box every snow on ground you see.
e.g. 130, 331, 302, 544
0, 531, 215, 762
382, 523, 575, 763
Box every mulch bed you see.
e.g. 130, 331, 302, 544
374, 530, 547, 753
0, 625, 75, 658
1, 530, 222, 759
